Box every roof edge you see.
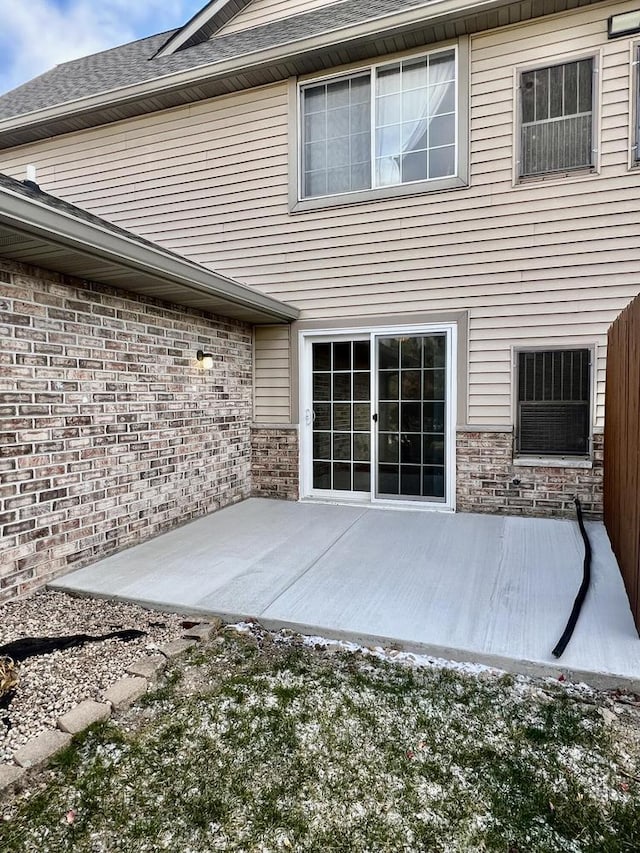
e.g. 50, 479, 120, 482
154, 0, 254, 59
0, 182, 298, 323
0, 0, 512, 140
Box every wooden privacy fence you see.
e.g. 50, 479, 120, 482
604, 294, 640, 635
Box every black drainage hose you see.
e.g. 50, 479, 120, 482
552, 496, 592, 659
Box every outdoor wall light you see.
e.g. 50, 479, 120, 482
196, 349, 214, 369
608, 10, 640, 37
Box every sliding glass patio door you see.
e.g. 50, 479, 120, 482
310, 338, 372, 497
375, 334, 447, 501
302, 326, 454, 507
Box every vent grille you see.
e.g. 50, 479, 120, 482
521, 114, 592, 176
519, 402, 589, 455
520, 58, 593, 177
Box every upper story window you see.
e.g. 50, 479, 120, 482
635, 43, 640, 163
519, 58, 595, 178
299, 47, 458, 201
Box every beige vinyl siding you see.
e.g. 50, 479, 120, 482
3, 0, 640, 427
219, 0, 342, 35
254, 325, 291, 422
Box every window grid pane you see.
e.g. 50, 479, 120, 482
517, 349, 590, 455
312, 341, 371, 491
521, 59, 594, 177
377, 334, 446, 500
302, 74, 372, 199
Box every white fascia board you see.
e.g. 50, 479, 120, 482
155, 0, 233, 58
0, 186, 298, 322
0, 0, 515, 134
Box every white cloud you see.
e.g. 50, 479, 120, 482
0, 0, 203, 95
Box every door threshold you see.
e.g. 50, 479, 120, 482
299, 497, 455, 513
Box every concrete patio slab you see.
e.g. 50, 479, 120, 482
50, 498, 640, 690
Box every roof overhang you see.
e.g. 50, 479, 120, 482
0, 182, 298, 324
0, 0, 605, 149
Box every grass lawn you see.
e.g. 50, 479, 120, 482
1, 625, 639, 852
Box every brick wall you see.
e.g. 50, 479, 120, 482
0, 260, 253, 602
250, 425, 299, 500
456, 430, 603, 519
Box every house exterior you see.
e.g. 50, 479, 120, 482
0, 174, 296, 601
1, 0, 640, 598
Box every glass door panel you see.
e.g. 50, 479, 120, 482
376, 334, 447, 501
312, 340, 371, 493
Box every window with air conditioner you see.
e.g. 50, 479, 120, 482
519, 58, 595, 178
516, 349, 591, 457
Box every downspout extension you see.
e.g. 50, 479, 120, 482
552, 496, 592, 659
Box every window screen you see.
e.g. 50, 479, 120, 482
520, 59, 594, 177
301, 74, 371, 198
517, 349, 590, 455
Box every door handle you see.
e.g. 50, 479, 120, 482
305, 408, 316, 425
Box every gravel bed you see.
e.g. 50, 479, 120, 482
0, 589, 190, 763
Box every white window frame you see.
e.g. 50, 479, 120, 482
291, 39, 469, 212
514, 51, 601, 184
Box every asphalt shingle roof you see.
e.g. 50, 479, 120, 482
0, 0, 431, 120
0, 171, 193, 261
0, 171, 299, 320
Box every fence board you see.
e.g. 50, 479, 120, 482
604, 294, 640, 634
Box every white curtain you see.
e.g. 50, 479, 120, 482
376, 58, 452, 186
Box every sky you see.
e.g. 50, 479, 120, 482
0, 0, 207, 96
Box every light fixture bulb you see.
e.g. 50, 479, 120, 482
608, 10, 640, 37
196, 349, 214, 369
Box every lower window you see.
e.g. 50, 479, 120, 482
516, 349, 591, 456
